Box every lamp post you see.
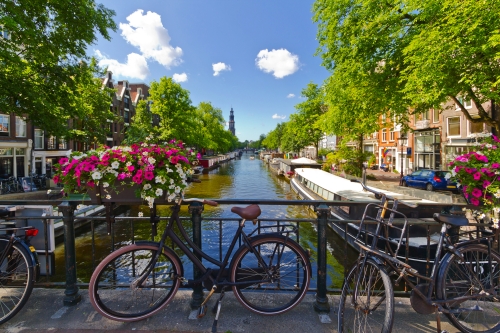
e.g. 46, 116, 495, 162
398, 133, 407, 186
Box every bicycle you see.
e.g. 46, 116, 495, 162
5, 177, 23, 193
88, 195, 312, 332
0, 207, 40, 324
338, 180, 500, 333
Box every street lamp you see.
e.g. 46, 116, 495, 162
398, 132, 407, 186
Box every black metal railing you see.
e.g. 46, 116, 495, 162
0, 198, 470, 313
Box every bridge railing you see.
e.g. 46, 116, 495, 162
0, 198, 465, 313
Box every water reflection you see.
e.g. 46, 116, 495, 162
53, 154, 358, 289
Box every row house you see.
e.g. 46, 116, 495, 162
1, 71, 151, 180
369, 97, 492, 174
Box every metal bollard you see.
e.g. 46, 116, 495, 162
313, 203, 331, 313
188, 201, 205, 309
59, 201, 82, 306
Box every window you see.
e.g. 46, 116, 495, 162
59, 138, 67, 149
389, 131, 395, 141
433, 109, 439, 123
124, 110, 130, 123
15, 117, 26, 137
382, 130, 387, 142
124, 96, 130, 109
423, 110, 430, 120
447, 117, 461, 137
0, 114, 9, 136
47, 136, 56, 149
456, 97, 473, 110
34, 129, 44, 149
469, 120, 483, 134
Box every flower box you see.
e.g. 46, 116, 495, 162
54, 140, 200, 207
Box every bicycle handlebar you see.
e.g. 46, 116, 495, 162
350, 179, 418, 208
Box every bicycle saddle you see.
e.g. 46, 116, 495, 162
433, 213, 469, 227
231, 204, 261, 220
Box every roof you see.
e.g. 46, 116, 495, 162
291, 157, 318, 164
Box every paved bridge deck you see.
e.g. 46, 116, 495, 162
0, 288, 461, 333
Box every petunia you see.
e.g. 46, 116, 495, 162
471, 188, 482, 198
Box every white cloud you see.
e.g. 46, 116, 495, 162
172, 73, 188, 83
120, 10, 183, 69
212, 62, 231, 76
272, 114, 286, 120
287, 93, 295, 98
95, 50, 149, 80
256, 49, 299, 78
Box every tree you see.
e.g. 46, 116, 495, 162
123, 100, 153, 144
288, 82, 325, 154
149, 77, 196, 143
262, 122, 285, 150
0, 0, 117, 137
66, 58, 117, 145
313, 0, 500, 133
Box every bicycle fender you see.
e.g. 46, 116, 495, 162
229, 234, 312, 277
134, 241, 184, 277
15, 240, 40, 282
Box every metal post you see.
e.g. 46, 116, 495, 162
188, 201, 204, 309
313, 204, 331, 313
399, 133, 407, 186
59, 201, 82, 306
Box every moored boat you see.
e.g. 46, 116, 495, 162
291, 168, 451, 277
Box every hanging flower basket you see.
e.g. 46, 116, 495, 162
53, 139, 200, 207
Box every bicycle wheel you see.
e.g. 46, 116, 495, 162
338, 258, 394, 333
0, 240, 35, 324
230, 234, 311, 315
89, 243, 182, 322
437, 244, 500, 333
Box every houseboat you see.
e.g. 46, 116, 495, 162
291, 168, 450, 276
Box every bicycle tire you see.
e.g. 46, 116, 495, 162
229, 234, 311, 315
0, 240, 35, 324
88, 243, 182, 322
338, 258, 394, 333
436, 244, 500, 333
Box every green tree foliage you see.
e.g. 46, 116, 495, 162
313, 0, 500, 133
149, 77, 196, 143
66, 58, 117, 144
193, 102, 237, 153
262, 122, 285, 150
123, 100, 153, 144
291, 82, 326, 154
0, 0, 117, 137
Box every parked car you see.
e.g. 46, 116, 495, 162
380, 163, 389, 172
402, 169, 457, 191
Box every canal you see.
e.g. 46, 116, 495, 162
52, 153, 358, 290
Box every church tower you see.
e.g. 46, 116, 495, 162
229, 107, 235, 135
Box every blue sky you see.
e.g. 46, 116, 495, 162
92, 1, 330, 142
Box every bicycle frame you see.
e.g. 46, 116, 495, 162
136, 202, 294, 290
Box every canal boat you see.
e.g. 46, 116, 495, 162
290, 168, 448, 277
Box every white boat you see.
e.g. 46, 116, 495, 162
290, 168, 450, 276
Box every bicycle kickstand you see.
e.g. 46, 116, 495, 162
211, 290, 225, 333
435, 306, 449, 333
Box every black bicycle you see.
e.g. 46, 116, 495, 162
0, 207, 40, 324
89, 195, 311, 332
338, 180, 500, 333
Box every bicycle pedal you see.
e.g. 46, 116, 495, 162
197, 304, 207, 318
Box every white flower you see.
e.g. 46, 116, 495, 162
91, 171, 102, 180
155, 188, 163, 196
47, 189, 52, 194
106, 194, 111, 199
143, 184, 152, 190
174, 186, 181, 194
138, 212, 143, 217
126, 162, 132, 166
102, 182, 109, 188
148, 157, 156, 164
111, 161, 120, 169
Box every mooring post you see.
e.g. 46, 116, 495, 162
314, 203, 331, 313
188, 201, 205, 309
59, 201, 82, 306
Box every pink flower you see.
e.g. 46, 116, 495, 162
144, 171, 154, 180
471, 188, 482, 198
470, 198, 480, 206
473, 172, 481, 181
492, 162, 500, 169
53, 175, 60, 183
170, 156, 180, 164
483, 180, 491, 188
127, 165, 135, 172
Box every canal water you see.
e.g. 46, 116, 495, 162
52, 153, 358, 289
